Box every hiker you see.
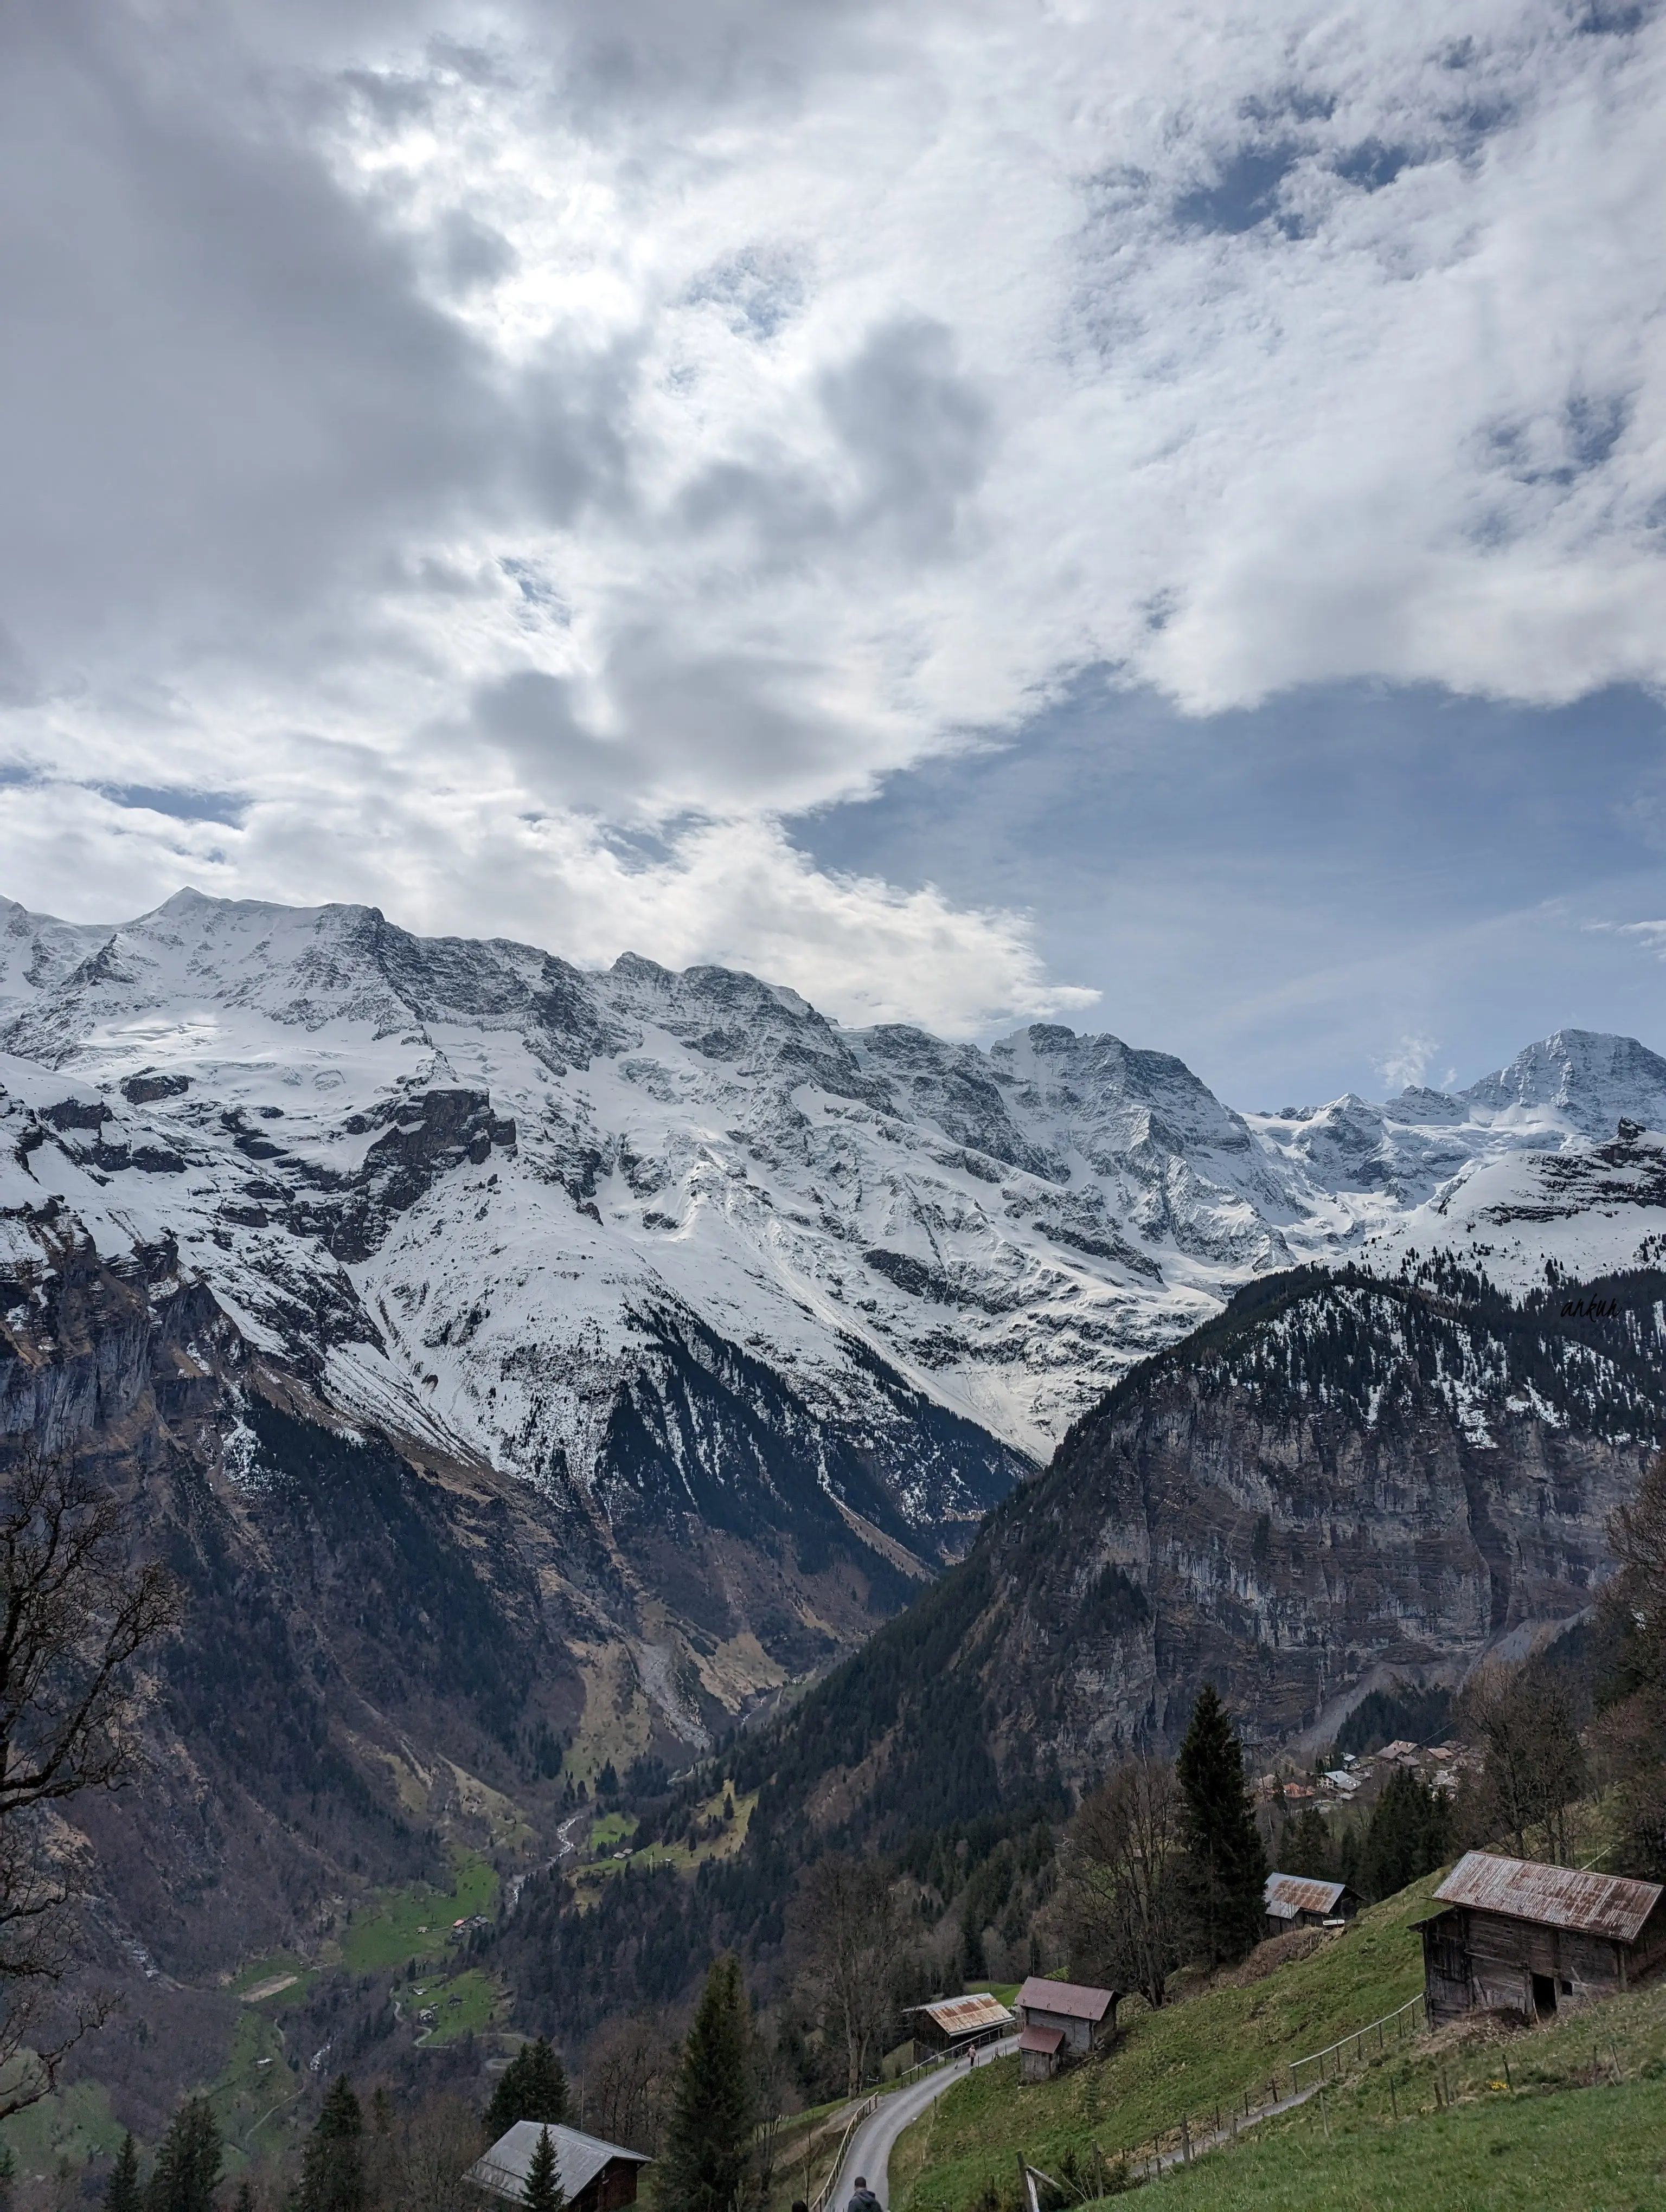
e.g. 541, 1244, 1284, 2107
848, 2175, 881, 2212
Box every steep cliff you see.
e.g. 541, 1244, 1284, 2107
743, 1262, 1666, 1844
0, 1205, 968, 1984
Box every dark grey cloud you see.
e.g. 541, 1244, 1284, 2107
818, 318, 992, 557
0, 3, 613, 676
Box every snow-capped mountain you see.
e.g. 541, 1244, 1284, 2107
4, 892, 1665, 1510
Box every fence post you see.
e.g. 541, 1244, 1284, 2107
1181, 2117, 1190, 2164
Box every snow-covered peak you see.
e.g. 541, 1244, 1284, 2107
1458, 1029, 1666, 1139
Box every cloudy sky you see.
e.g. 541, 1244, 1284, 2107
3, 0, 1664, 1104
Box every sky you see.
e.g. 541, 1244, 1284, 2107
2, 0, 1664, 1106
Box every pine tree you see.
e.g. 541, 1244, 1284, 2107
1278, 1805, 1332, 1879
522, 2127, 567, 2212
296, 2075, 365, 2212
485, 2036, 571, 2135
143, 2098, 221, 2212
660, 1955, 757, 2212
106, 2134, 143, 2212
1175, 1684, 1268, 1967
1361, 1769, 1452, 1900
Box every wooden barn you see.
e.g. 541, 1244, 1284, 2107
1414, 1852, 1666, 2026
468, 2123, 651, 2212
901, 1991, 1015, 2060
1263, 1872, 1359, 1934
1015, 1976, 1118, 2081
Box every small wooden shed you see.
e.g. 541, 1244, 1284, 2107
1014, 1976, 1118, 2080
1414, 1852, 1666, 2026
902, 1991, 1015, 2059
1263, 1872, 1359, 1935
468, 2123, 651, 2212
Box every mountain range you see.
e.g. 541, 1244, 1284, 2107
5, 889, 1666, 1777
4, 885, 1666, 2114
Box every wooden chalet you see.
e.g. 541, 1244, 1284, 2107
468, 2123, 651, 2212
1015, 1976, 1118, 2082
1263, 1872, 1359, 1935
1415, 1851, 1666, 2025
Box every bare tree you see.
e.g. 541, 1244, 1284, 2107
1055, 1757, 1184, 2010
1458, 1662, 1586, 1864
0, 1451, 181, 2114
583, 2011, 680, 2154
381, 2092, 486, 2212
786, 1856, 906, 2101
1599, 1449, 1666, 1876
1610, 1447, 1666, 1683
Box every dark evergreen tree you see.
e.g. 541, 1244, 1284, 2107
485, 2036, 570, 2134
523, 2127, 567, 2212
1360, 1769, 1453, 1900
660, 1954, 757, 2212
232, 2187, 255, 2212
1277, 1805, 1333, 1880
296, 2075, 365, 2212
143, 2098, 221, 2212
1175, 1684, 1268, 1966
106, 2134, 142, 2212
957, 1901, 986, 1988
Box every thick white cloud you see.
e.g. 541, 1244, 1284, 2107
1, 0, 1663, 1024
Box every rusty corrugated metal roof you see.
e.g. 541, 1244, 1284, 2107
1265, 1873, 1349, 1918
1017, 1975, 1117, 2021
1433, 1852, 1664, 1943
911, 1992, 1014, 2036
1018, 2023, 1065, 2054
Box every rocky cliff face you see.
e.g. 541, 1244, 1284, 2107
0, 1212, 976, 1989
745, 1263, 1666, 1842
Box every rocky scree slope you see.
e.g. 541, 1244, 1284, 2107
739, 1260, 1666, 1848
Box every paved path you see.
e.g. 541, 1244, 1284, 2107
833, 2038, 1019, 2211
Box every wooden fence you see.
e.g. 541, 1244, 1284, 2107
1118, 1992, 1427, 2185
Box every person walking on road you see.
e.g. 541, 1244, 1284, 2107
848, 2175, 881, 2212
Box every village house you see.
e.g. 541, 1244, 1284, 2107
468, 2123, 651, 2212
1263, 1871, 1359, 1934
1014, 1975, 1118, 2083
1415, 1852, 1666, 2025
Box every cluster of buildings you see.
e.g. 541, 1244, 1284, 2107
1259, 1737, 1472, 1814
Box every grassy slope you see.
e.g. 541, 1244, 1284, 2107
338, 1844, 499, 1971
1132, 2078, 1666, 2212
1133, 1971, 1666, 2212
898, 1876, 1666, 2212
894, 1879, 1439, 2212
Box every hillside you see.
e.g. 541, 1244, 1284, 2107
888, 1885, 1666, 2212
738, 1261, 1666, 1845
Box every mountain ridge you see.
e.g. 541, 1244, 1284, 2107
5, 888, 1666, 1779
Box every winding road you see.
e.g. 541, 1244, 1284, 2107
831, 2038, 1019, 2211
